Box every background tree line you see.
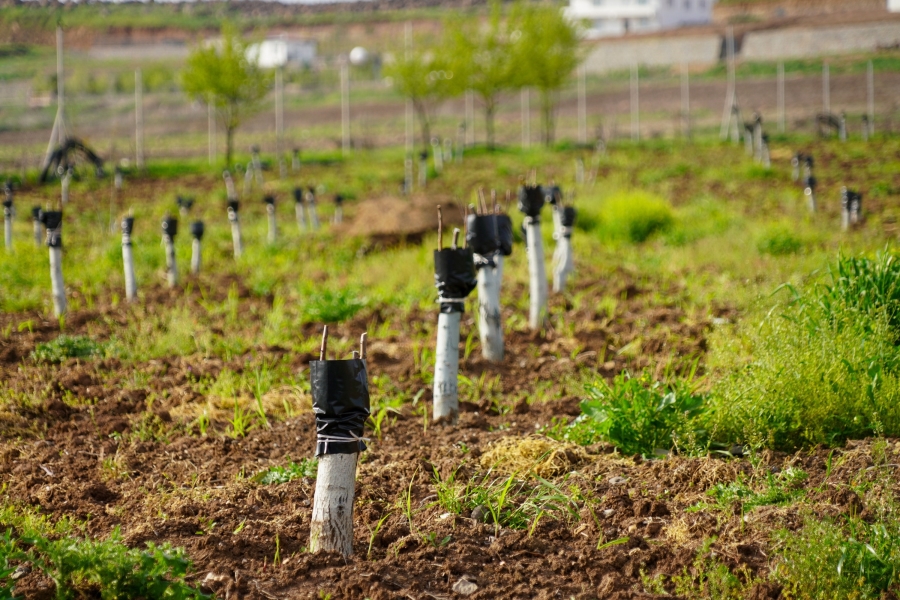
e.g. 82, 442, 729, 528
386, 2, 582, 150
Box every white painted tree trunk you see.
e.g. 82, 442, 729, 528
122, 244, 137, 302
61, 175, 70, 206
308, 203, 320, 231
310, 452, 358, 556
525, 218, 547, 330
164, 236, 177, 287
553, 235, 574, 294
477, 264, 503, 362
842, 207, 850, 231
333, 206, 343, 225
4, 215, 10, 251
191, 239, 201, 274
295, 203, 306, 231
33, 220, 42, 247
49, 246, 66, 317
267, 207, 277, 243
230, 221, 243, 259
433, 311, 460, 424
806, 188, 817, 214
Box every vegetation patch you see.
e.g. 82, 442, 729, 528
599, 191, 674, 244
31, 335, 106, 364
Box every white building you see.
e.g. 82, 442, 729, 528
247, 36, 317, 69
565, 0, 715, 39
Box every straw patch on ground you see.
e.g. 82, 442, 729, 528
479, 435, 593, 478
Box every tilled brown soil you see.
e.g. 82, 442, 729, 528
0, 265, 888, 599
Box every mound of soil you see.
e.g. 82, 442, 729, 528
337, 195, 465, 247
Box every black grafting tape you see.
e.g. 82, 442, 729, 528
434, 247, 477, 314
496, 214, 513, 257
561, 206, 577, 228
264, 195, 275, 206
162, 216, 178, 238
805, 175, 817, 190
518, 185, 545, 218
465, 214, 500, 257
41, 211, 62, 247
311, 359, 370, 456
191, 221, 205, 240
546, 185, 562, 206
334, 194, 344, 206
121, 216, 135, 236
227, 200, 240, 214
293, 188, 304, 204
32, 206, 42, 221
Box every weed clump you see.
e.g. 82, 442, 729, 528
756, 223, 804, 256
547, 372, 705, 456
599, 191, 674, 244
299, 287, 367, 324
32, 335, 106, 364
707, 251, 900, 450
255, 458, 318, 484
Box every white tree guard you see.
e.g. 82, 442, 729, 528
49, 246, 66, 317
477, 264, 503, 362
164, 236, 178, 287
230, 221, 243, 259
123, 244, 137, 301
310, 452, 358, 556
525, 218, 548, 330
433, 311, 461, 424
267, 206, 277, 243
191, 239, 202, 275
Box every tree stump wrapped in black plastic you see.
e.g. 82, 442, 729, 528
309, 331, 370, 556
40, 210, 66, 316
162, 215, 178, 287
434, 247, 477, 314
466, 213, 500, 268
518, 185, 545, 219
310, 358, 371, 456
40, 211, 63, 248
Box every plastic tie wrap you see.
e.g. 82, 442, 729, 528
121, 216, 135, 246
162, 216, 178, 239
311, 359, 371, 456
466, 214, 500, 265
434, 248, 477, 314
518, 185, 545, 219
41, 211, 62, 248
190, 221, 205, 241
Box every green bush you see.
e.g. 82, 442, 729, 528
757, 223, 804, 256
32, 335, 106, 364
775, 515, 900, 599
254, 458, 318, 484
600, 191, 674, 243
707, 253, 900, 450
0, 528, 207, 599
300, 287, 367, 324
548, 372, 705, 456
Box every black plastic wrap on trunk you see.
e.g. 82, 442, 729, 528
40, 211, 62, 247
434, 248, 477, 314
546, 185, 562, 206
32, 206, 42, 221
465, 214, 500, 258
311, 359, 370, 456
561, 206, 577, 229
805, 175, 816, 190
121, 216, 135, 237
1, 199, 11, 215
335, 194, 344, 206
162, 216, 178, 238
227, 201, 240, 221
496, 214, 513, 256
191, 221, 205, 240
518, 185, 545, 218
264, 195, 275, 207
293, 187, 304, 204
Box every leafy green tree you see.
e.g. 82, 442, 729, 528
181, 25, 272, 167
445, 3, 517, 150
512, 3, 582, 146
385, 35, 454, 150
